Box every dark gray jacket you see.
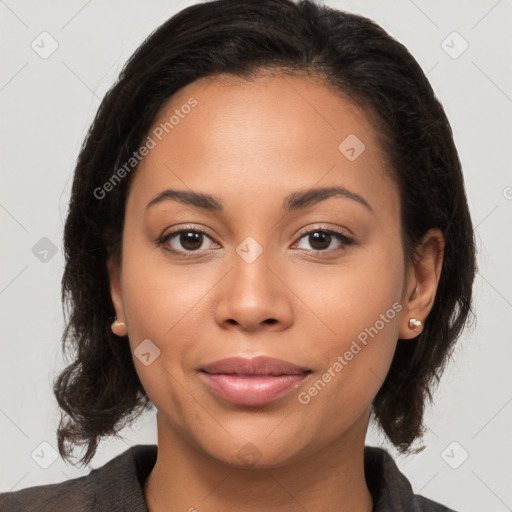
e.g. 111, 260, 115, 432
0, 445, 457, 511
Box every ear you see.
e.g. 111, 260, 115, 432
399, 228, 445, 340
107, 255, 128, 337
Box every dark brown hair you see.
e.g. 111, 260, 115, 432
55, 0, 477, 466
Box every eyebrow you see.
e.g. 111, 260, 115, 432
145, 186, 373, 214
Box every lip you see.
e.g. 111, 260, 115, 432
199, 356, 311, 406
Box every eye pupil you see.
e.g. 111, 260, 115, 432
181, 231, 203, 251
309, 231, 331, 250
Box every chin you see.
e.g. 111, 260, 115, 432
198, 435, 310, 471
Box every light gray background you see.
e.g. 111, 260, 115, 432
1, 1, 511, 510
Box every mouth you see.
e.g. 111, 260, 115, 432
198, 356, 312, 406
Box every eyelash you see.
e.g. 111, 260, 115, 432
155, 224, 354, 256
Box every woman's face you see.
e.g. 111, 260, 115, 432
109, 73, 419, 467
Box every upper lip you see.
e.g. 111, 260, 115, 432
200, 356, 311, 376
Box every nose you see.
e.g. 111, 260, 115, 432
214, 245, 294, 333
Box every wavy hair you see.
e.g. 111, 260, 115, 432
54, 0, 477, 466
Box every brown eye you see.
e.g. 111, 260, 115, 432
294, 229, 353, 253
158, 229, 217, 254
308, 231, 332, 251
177, 231, 204, 251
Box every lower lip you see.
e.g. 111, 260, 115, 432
199, 372, 309, 406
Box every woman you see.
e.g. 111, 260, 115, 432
0, 0, 476, 510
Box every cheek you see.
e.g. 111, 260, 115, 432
117, 229, 212, 403
120, 227, 210, 342
118, 236, 206, 418
294, 240, 404, 410
299, 238, 404, 345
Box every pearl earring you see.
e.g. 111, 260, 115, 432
408, 318, 422, 329
111, 316, 127, 336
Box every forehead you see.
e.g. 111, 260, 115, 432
126, 73, 399, 219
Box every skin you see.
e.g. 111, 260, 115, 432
108, 73, 444, 512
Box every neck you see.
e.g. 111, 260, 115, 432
144, 410, 373, 512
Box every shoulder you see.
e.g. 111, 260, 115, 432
0, 473, 96, 512
0, 444, 157, 512
364, 445, 459, 512
415, 494, 457, 511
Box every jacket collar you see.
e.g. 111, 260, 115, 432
89, 444, 446, 511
